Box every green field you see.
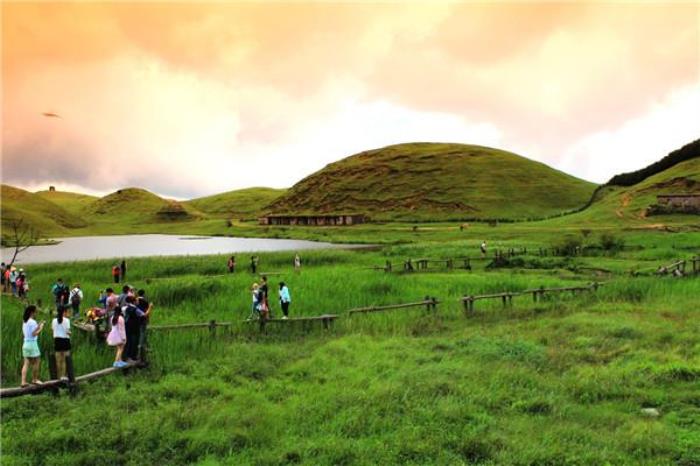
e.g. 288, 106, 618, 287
1, 225, 699, 465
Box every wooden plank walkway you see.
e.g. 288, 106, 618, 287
0, 361, 142, 399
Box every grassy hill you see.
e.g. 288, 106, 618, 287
35, 189, 98, 216
0, 185, 88, 238
573, 157, 700, 224
186, 187, 286, 220
264, 143, 597, 221
86, 187, 202, 222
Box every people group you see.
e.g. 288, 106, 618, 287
250, 275, 292, 320
1, 262, 30, 298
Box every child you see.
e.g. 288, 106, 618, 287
21, 305, 44, 386
106, 307, 127, 367
51, 306, 71, 379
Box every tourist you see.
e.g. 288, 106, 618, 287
9, 267, 18, 296
51, 278, 69, 310
106, 306, 127, 367
15, 270, 26, 299
117, 285, 132, 307
136, 289, 154, 358
227, 256, 236, 273
0, 262, 6, 292
250, 256, 258, 274
69, 283, 83, 320
260, 275, 271, 317
104, 287, 119, 331
294, 254, 301, 272
123, 295, 146, 362
279, 282, 291, 319
51, 306, 71, 379
21, 305, 44, 386
480, 240, 488, 258
120, 260, 128, 281
112, 264, 120, 284
3, 265, 10, 293
251, 282, 262, 319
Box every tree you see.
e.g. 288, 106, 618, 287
4, 219, 40, 267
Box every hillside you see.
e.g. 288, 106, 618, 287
186, 187, 286, 220
265, 143, 597, 221
581, 157, 700, 221
86, 188, 202, 222
0, 185, 88, 237
35, 189, 98, 216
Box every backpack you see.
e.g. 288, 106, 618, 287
71, 290, 81, 305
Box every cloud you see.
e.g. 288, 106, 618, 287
2, 2, 698, 198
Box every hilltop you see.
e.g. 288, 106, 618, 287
264, 143, 597, 221
1, 185, 88, 239
186, 187, 286, 220
35, 190, 98, 216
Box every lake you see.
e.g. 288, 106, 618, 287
1, 234, 362, 265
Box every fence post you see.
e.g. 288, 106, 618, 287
48, 353, 59, 395
65, 354, 78, 396
425, 296, 432, 312
209, 320, 216, 337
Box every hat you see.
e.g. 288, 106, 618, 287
11, 266, 16, 271
19, 268, 24, 272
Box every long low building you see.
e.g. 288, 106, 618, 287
259, 214, 366, 226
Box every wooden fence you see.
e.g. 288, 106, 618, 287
461, 283, 601, 315
348, 297, 439, 315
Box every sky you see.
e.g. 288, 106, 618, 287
2, 1, 699, 200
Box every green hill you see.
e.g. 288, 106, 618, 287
264, 143, 597, 221
186, 187, 286, 220
35, 190, 98, 216
0, 185, 88, 238
86, 188, 202, 222
580, 157, 700, 222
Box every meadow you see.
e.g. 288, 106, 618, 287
1, 227, 699, 465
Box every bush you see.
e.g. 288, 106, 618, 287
600, 233, 625, 251
557, 234, 583, 256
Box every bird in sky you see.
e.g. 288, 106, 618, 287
42, 112, 62, 119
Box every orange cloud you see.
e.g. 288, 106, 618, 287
2, 2, 698, 196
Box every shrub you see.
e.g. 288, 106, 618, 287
600, 233, 625, 251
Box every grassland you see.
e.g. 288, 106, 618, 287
1, 226, 699, 465
186, 187, 287, 220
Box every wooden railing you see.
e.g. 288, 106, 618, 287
461, 283, 601, 314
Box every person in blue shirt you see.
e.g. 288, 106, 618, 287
279, 282, 291, 319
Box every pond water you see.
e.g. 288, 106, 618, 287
1, 234, 361, 265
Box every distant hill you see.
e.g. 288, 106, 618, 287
186, 187, 286, 220
264, 143, 597, 221
607, 138, 700, 187
86, 188, 202, 221
1, 185, 88, 237
35, 190, 98, 216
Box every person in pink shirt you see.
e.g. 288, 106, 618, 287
106, 306, 127, 367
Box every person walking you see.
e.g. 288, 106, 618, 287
227, 256, 236, 273
260, 275, 271, 318
136, 289, 153, 360
279, 282, 291, 319
51, 306, 71, 379
21, 305, 45, 386
120, 260, 127, 281
3, 265, 10, 294
0, 262, 6, 292
250, 283, 260, 319
51, 278, 69, 311
15, 271, 26, 299
294, 254, 301, 272
480, 240, 488, 258
123, 296, 146, 362
69, 283, 83, 320
107, 306, 127, 367
112, 265, 120, 284
250, 256, 258, 274
9, 267, 18, 296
